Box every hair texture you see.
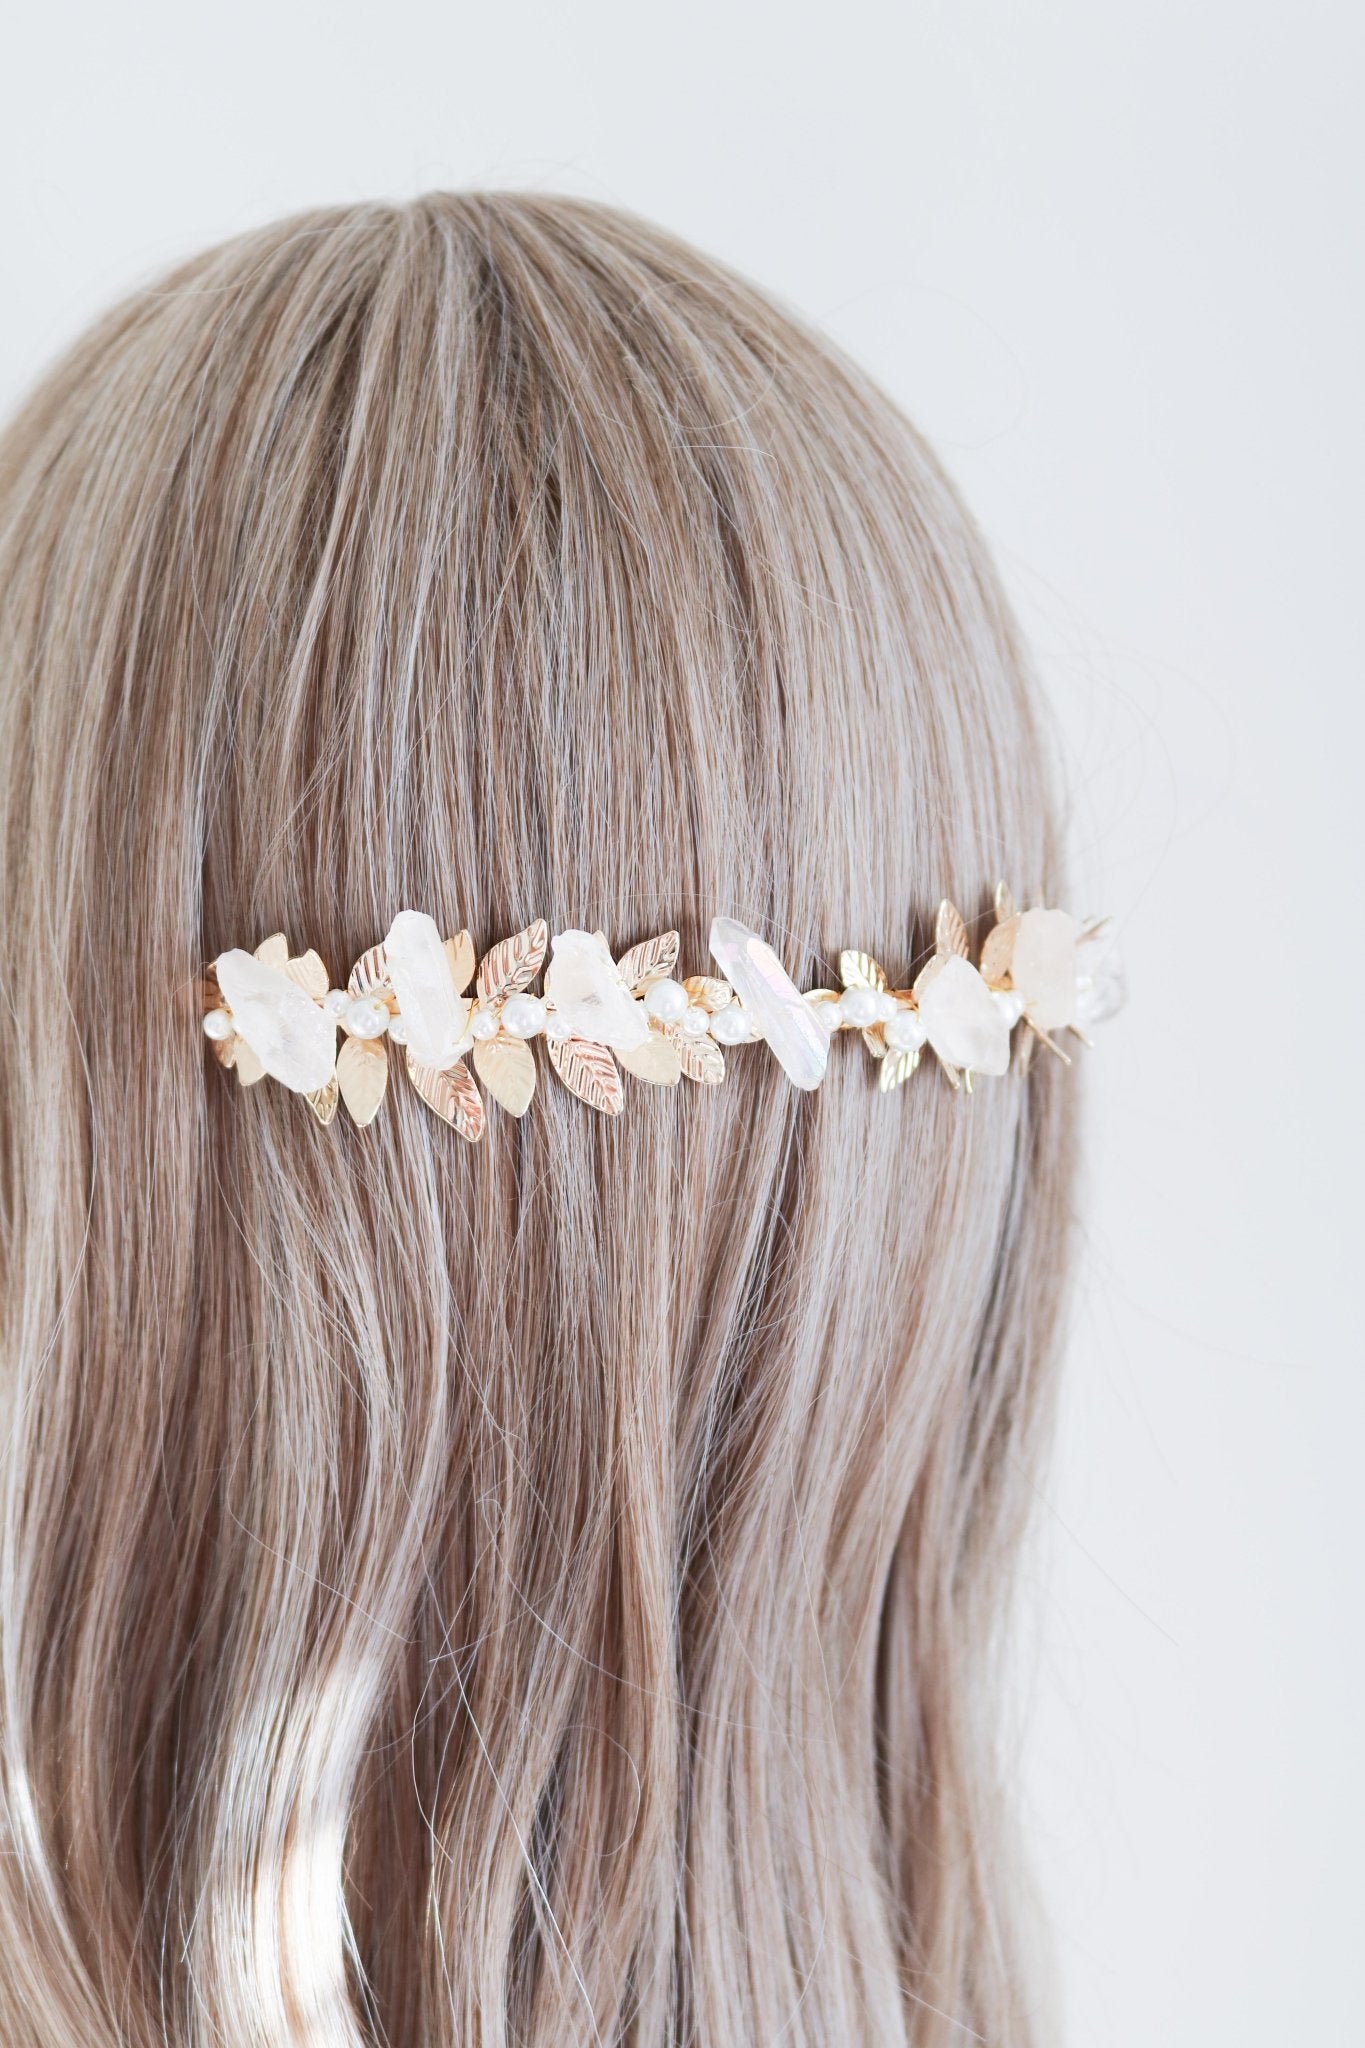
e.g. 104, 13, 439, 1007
0, 194, 1075, 2048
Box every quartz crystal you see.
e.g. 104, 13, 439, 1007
708, 916, 829, 1091
1075, 926, 1127, 1028
544, 930, 651, 1049
915, 955, 1011, 1076
383, 909, 471, 1071
1010, 908, 1079, 1032
213, 948, 337, 1094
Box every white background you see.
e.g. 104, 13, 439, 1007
4, 6, 1360, 2041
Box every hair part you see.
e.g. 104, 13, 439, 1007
0, 192, 1076, 2047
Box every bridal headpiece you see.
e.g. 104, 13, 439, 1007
198, 887, 1123, 1138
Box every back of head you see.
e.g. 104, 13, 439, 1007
0, 194, 1075, 2046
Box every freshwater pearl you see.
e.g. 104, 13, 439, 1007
873, 989, 899, 1022
643, 976, 689, 1022
322, 988, 350, 1019
708, 1002, 752, 1045
679, 1004, 712, 1037
469, 1005, 500, 1040
838, 985, 882, 1029
543, 1011, 572, 1042
386, 1014, 409, 1045
992, 988, 1025, 1029
202, 1007, 234, 1042
501, 993, 546, 1038
883, 1007, 928, 1053
810, 996, 842, 1033
345, 995, 390, 1040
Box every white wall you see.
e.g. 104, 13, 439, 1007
4, 6, 1360, 2041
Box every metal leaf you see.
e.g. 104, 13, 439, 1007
284, 949, 329, 999
669, 1026, 725, 1085
979, 917, 1018, 989
337, 1037, 389, 1126
445, 930, 475, 994
477, 918, 549, 1003
838, 949, 887, 992
305, 1076, 339, 1126
254, 934, 289, 971
682, 974, 732, 1012
616, 930, 680, 992
935, 901, 970, 960
861, 1027, 887, 1060
994, 880, 1017, 923
348, 943, 393, 998
544, 1032, 624, 1114
878, 1048, 920, 1093
616, 1029, 683, 1087
473, 1034, 537, 1116
234, 1041, 266, 1086
407, 1053, 485, 1140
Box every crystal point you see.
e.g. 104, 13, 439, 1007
213, 948, 337, 1094
915, 955, 1011, 1076
708, 916, 828, 1091
383, 910, 471, 1071
544, 930, 650, 1048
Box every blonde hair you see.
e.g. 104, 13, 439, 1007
0, 194, 1076, 2046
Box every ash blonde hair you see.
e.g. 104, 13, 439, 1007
0, 194, 1075, 2047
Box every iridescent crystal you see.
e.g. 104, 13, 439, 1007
213, 948, 337, 1094
708, 915, 829, 1091
383, 909, 471, 1071
1075, 925, 1127, 1028
544, 930, 650, 1048
1010, 907, 1080, 1032
915, 955, 1011, 1076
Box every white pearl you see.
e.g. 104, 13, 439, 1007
322, 988, 350, 1019
810, 996, 842, 1033
874, 988, 899, 1022
992, 988, 1025, 1029
839, 985, 882, 1029
501, 993, 546, 1038
643, 976, 689, 1022
679, 1004, 711, 1037
386, 1013, 408, 1045
884, 1007, 928, 1053
202, 1007, 234, 1042
469, 1005, 500, 1040
345, 995, 390, 1040
542, 1011, 571, 1042
708, 1002, 752, 1045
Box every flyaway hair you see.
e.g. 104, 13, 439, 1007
0, 194, 1077, 2047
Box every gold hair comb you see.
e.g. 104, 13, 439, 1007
198, 888, 1123, 1137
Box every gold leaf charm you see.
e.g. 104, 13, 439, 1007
348, 943, 393, 998
616, 930, 680, 992
935, 901, 971, 960
616, 1030, 683, 1086
284, 949, 329, 1000
670, 1027, 725, 1085
234, 1041, 267, 1086
445, 931, 476, 995
838, 949, 887, 992
878, 1048, 920, 1093
545, 1032, 624, 1114
682, 974, 732, 1011
305, 1075, 340, 1126
337, 1037, 389, 1125
477, 919, 549, 1003
407, 1054, 485, 1140
979, 917, 1018, 988
473, 1034, 537, 1116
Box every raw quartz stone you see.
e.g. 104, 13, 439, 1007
213, 948, 337, 1094
915, 955, 1011, 1076
544, 930, 650, 1049
383, 909, 471, 1071
1010, 907, 1080, 1032
1075, 926, 1127, 1028
708, 915, 829, 1091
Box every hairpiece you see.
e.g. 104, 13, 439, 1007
198, 887, 1124, 1137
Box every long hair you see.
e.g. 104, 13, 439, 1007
0, 193, 1076, 2047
